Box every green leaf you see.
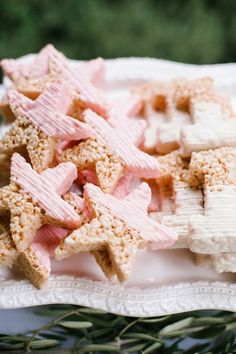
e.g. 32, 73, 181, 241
158, 326, 205, 338
139, 315, 170, 323
122, 332, 162, 342
189, 325, 226, 339
0, 342, 25, 350
125, 342, 148, 352
80, 317, 120, 328
120, 338, 139, 345
59, 321, 93, 329
142, 342, 163, 353
40, 331, 67, 340
193, 317, 226, 326
79, 308, 108, 315
0, 335, 27, 341
0, 333, 9, 337
30, 339, 59, 349
226, 321, 236, 330
79, 344, 120, 352
88, 328, 113, 339
159, 317, 195, 336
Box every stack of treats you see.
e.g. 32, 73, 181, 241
135, 76, 236, 273
0, 44, 235, 289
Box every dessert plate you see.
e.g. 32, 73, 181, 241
1, 56, 236, 317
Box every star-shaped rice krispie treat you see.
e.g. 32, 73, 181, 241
0, 153, 81, 252
1, 192, 85, 289
43, 44, 109, 117
61, 109, 159, 193
152, 150, 203, 248
188, 147, 236, 254
1, 44, 105, 88
0, 80, 93, 173
69, 191, 118, 279
13, 190, 116, 287
0, 44, 107, 120
56, 182, 177, 282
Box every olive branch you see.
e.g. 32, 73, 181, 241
0, 305, 236, 353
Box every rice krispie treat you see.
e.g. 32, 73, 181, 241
0, 219, 18, 267
56, 183, 177, 282
61, 109, 160, 193
0, 80, 93, 173
153, 150, 203, 248
0, 153, 81, 252
3, 44, 236, 287
1, 45, 105, 88
132, 81, 172, 117
17, 224, 69, 288
171, 77, 232, 116
134, 77, 233, 155
180, 99, 236, 156
60, 191, 119, 279
188, 147, 236, 254
0, 44, 108, 120
195, 252, 236, 273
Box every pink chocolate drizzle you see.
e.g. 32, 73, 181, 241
32, 224, 69, 257
83, 109, 160, 179
84, 183, 178, 249
11, 153, 81, 228
8, 81, 94, 141
81, 57, 105, 87
48, 45, 109, 117
109, 95, 142, 118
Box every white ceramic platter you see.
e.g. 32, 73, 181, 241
1, 56, 236, 316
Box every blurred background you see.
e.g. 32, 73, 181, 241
0, 0, 236, 64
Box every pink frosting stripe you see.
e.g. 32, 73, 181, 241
147, 182, 161, 212
115, 119, 146, 146
55, 141, 78, 162
11, 153, 81, 228
8, 81, 94, 140
109, 95, 142, 118
112, 173, 140, 199
48, 46, 109, 117
81, 57, 105, 87
1, 44, 105, 88
41, 164, 78, 196
35, 77, 73, 113
33, 224, 69, 257
106, 96, 146, 145
84, 109, 160, 178
1, 44, 50, 80
67, 192, 85, 211
84, 183, 178, 248
31, 243, 51, 272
